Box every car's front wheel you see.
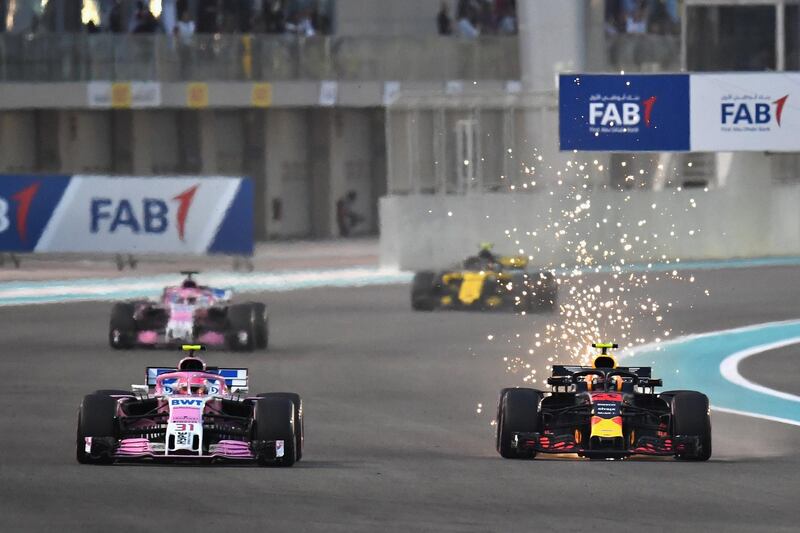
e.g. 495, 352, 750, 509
669, 391, 712, 461
497, 388, 542, 459
253, 397, 297, 467
76, 394, 118, 465
258, 393, 303, 461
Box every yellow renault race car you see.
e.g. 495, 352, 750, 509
410, 252, 557, 313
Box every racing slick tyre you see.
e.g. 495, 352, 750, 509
659, 390, 694, 404
226, 303, 258, 352
411, 271, 438, 311
669, 391, 712, 461
253, 397, 297, 467
109, 302, 137, 349
76, 394, 118, 465
250, 302, 269, 350
258, 393, 303, 462
497, 388, 543, 459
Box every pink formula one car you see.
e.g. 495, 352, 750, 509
77, 347, 303, 466
108, 272, 268, 352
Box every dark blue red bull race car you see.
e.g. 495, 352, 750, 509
496, 343, 711, 461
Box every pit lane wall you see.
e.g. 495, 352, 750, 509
0, 176, 253, 255
379, 186, 800, 270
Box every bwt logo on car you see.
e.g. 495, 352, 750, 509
588, 95, 657, 132
171, 399, 204, 407
90, 185, 199, 241
721, 94, 789, 129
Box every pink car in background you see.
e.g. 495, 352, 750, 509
77, 348, 302, 466
108, 272, 268, 352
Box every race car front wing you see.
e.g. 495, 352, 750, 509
82, 436, 285, 462
512, 432, 701, 458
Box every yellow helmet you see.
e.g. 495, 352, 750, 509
591, 343, 618, 369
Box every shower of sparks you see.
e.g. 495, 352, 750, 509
491, 151, 709, 384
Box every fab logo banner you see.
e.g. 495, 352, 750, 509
559, 74, 691, 152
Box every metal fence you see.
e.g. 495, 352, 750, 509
0, 33, 520, 82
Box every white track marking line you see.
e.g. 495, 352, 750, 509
710, 406, 800, 428
621, 319, 800, 429
719, 338, 800, 403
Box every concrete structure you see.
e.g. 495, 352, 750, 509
0, 20, 690, 246
380, 185, 800, 270
378, 0, 800, 268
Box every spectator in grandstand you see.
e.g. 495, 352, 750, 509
161, 0, 178, 35
175, 9, 196, 43
606, 0, 680, 35
605, 0, 625, 34
647, 0, 679, 34
496, 0, 516, 35
437, 2, 452, 35
264, 0, 286, 33
336, 191, 364, 238
131, 1, 158, 33
456, 0, 480, 39
286, 8, 316, 37
108, 0, 124, 33
624, 0, 647, 34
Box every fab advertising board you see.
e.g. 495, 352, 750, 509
0, 176, 253, 255
559, 74, 691, 152
560, 73, 800, 152
690, 73, 800, 152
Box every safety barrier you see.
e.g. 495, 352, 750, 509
379, 186, 800, 270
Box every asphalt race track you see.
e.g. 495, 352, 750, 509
0, 266, 798, 532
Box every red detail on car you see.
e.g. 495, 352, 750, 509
589, 393, 623, 402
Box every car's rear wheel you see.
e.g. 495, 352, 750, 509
76, 394, 118, 465
670, 391, 712, 461
258, 393, 303, 461
226, 304, 257, 352
497, 388, 542, 459
411, 271, 438, 311
253, 397, 296, 467
109, 303, 137, 349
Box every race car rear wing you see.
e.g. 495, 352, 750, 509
547, 364, 663, 392
145, 367, 249, 389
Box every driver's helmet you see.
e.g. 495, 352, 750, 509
478, 242, 496, 262
182, 279, 198, 289
176, 376, 208, 395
